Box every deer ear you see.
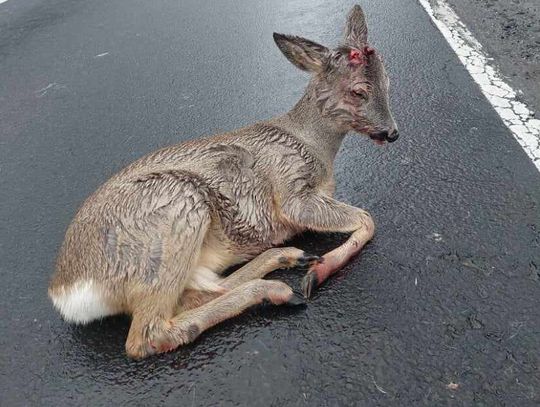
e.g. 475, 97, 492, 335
344, 5, 368, 46
273, 33, 329, 72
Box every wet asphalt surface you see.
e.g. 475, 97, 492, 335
1, 0, 540, 406
447, 0, 540, 116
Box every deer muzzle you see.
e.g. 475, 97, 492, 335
369, 129, 399, 143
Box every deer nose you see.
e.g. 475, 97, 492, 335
386, 130, 399, 143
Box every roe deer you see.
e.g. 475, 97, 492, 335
49, 4, 398, 359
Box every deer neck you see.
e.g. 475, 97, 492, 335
277, 81, 347, 166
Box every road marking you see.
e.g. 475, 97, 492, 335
418, 0, 540, 172
0, 0, 8, 4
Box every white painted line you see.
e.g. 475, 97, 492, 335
0, 0, 9, 4
418, 0, 540, 172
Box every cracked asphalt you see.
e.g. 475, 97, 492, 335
447, 0, 540, 116
424, 0, 540, 162
1, 0, 539, 406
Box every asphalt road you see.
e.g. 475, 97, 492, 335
447, 0, 540, 116
1, 0, 539, 406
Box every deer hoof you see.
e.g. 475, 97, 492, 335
301, 271, 319, 299
285, 290, 307, 307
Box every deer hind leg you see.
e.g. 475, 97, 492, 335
220, 247, 321, 290
177, 247, 320, 312
125, 196, 212, 359
143, 279, 300, 356
126, 291, 178, 359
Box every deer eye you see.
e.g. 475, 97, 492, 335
351, 82, 371, 100
351, 88, 368, 100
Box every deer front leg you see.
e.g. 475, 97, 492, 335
282, 193, 375, 298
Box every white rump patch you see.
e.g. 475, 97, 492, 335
49, 280, 114, 324
186, 266, 225, 293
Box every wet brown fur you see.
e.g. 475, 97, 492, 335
49, 5, 398, 358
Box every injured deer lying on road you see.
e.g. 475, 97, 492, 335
49, 4, 399, 359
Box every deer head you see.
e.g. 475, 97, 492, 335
273, 5, 399, 144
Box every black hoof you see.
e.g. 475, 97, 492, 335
301, 271, 318, 299
285, 291, 308, 307
296, 253, 323, 268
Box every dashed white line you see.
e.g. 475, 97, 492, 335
418, 0, 540, 172
0, 0, 9, 4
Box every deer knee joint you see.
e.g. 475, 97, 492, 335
360, 211, 375, 237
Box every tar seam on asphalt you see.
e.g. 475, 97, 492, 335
419, 0, 540, 171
